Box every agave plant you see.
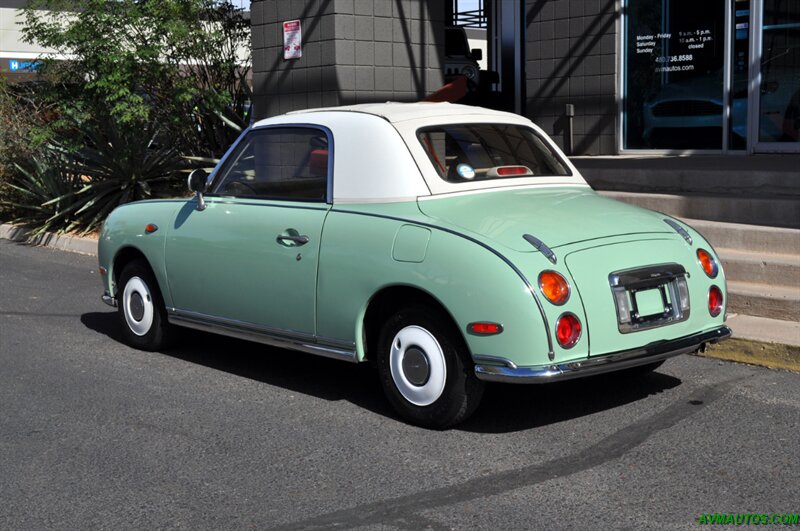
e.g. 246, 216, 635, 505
3, 152, 82, 236
3, 117, 185, 235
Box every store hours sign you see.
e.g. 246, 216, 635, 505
634, 28, 716, 74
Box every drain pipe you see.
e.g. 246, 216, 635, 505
565, 104, 575, 155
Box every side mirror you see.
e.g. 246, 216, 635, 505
187, 168, 208, 211
470, 48, 482, 61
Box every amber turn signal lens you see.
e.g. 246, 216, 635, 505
708, 285, 723, 317
556, 313, 581, 348
539, 271, 570, 305
697, 249, 718, 278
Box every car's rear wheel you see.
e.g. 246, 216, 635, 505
376, 305, 484, 428
118, 259, 172, 351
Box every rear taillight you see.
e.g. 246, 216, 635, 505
697, 249, 718, 278
556, 313, 581, 348
708, 285, 723, 317
539, 271, 570, 305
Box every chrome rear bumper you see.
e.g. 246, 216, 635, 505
101, 291, 117, 308
474, 326, 731, 383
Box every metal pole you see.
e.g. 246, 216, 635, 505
566, 103, 575, 155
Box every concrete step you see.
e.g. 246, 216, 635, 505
727, 280, 800, 321
681, 218, 800, 255
726, 313, 800, 347
717, 248, 800, 287
598, 191, 800, 229
707, 314, 800, 373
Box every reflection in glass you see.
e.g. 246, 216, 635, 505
759, 0, 800, 143
212, 128, 328, 201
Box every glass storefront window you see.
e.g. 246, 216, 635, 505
624, 0, 726, 149
758, 0, 800, 143
730, 0, 751, 149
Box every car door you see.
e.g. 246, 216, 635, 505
165, 126, 332, 337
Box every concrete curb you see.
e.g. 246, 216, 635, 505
700, 338, 800, 373
0, 223, 97, 256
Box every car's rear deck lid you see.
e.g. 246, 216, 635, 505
419, 187, 673, 252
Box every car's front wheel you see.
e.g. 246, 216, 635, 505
377, 305, 484, 428
117, 259, 172, 351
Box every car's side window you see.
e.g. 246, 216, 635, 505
211, 127, 329, 202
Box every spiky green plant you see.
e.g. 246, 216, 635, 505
3, 117, 184, 235
3, 152, 82, 235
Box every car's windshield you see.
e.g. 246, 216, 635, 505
417, 124, 571, 183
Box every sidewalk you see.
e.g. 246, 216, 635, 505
0, 223, 97, 255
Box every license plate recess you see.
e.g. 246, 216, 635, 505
609, 263, 691, 333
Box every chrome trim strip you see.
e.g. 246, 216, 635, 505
472, 354, 518, 370
332, 209, 555, 358
167, 308, 357, 363
523, 234, 557, 264
102, 292, 117, 308
474, 326, 731, 383
202, 199, 328, 211
663, 218, 693, 245
206, 126, 250, 189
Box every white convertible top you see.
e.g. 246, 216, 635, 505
285, 101, 524, 124
251, 103, 587, 203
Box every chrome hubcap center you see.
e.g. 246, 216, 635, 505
402, 347, 430, 386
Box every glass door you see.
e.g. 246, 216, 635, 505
730, 0, 751, 149
750, 0, 800, 151
623, 0, 727, 150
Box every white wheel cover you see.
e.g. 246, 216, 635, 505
389, 325, 447, 406
122, 276, 154, 337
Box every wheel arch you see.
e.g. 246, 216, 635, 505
360, 284, 469, 363
112, 246, 156, 296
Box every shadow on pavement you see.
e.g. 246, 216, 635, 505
462, 370, 681, 434
81, 311, 682, 434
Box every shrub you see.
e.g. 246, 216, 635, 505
4, 117, 184, 235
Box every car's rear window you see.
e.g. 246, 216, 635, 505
417, 124, 571, 182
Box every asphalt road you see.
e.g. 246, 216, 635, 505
1, 239, 798, 530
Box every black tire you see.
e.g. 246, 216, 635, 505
117, 259, 172, 351
376, 305, 484, 428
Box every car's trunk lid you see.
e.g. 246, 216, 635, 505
418, 187, 672, 252
565, 238, 706, 356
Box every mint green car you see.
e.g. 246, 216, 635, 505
98, 103, 730, 428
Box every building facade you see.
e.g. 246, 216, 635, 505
250, 0, 798, 156
0, 0, 59, 82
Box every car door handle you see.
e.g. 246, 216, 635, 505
276, 233, 309, 246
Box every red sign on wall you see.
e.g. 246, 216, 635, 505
283, 20, 302, 60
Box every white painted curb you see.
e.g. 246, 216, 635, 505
0, 223, 97, 256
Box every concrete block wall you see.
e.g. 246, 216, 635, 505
525, 0, 619, 155
251, 0, 445, 119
